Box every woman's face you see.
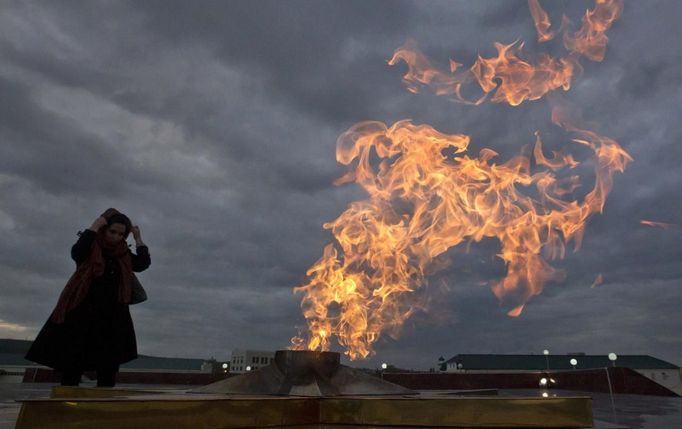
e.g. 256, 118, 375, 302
104, 223, 127, 246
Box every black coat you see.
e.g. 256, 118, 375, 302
26, 230, 151, 371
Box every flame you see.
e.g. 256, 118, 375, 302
591, 273, 604, 288
562, 0, 624, 62
389, 39, 578, 107
640, 220, 676, 230
389, 0, 623, 107
528, 0, 555, 43
293, 113, 630, 358
292, 0, 628, 359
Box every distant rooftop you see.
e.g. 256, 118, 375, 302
0, 339, 207, 371
121, 355, 206, 371
445, 354, 680, 370
0, 352, 41, 367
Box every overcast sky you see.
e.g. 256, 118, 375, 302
1, 0, 680, 370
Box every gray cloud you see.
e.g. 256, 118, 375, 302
0, 0, 680, 368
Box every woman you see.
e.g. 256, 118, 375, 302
26, 208, 151, 387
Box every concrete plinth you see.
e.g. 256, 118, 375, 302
15, 386, 594, 429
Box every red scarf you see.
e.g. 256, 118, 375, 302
50, 229, 134, 324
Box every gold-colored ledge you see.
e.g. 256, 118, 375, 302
15, 386, 593, 428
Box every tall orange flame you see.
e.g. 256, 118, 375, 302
292, 0, 628, 359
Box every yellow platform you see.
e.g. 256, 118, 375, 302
15, 386, 593, 428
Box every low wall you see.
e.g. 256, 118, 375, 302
21, 366, 678, 397
22, 368, 235, 385
383, 367, 679, 397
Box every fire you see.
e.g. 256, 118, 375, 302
528, 0, 555, 43
389, 0, 624, 106
292, 0, 628, 359
591, 273, 604, 289
562, 0, 624, 62
640, 220, 676, 230
388, 38, 578, 106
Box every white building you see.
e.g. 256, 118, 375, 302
230, 349, 275, 374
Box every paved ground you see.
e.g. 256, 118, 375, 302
0, 383, 52, 429
1, 384, 680, 428
501, 389, 682, 429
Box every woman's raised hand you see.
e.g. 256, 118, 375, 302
130, 225, 145, 247
100, 208, 120, 220
89, 216, 107, 232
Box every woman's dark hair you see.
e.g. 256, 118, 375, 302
107, 213, 132, 237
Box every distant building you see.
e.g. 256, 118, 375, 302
230, 349, 275, 374
443, 354, 681, 394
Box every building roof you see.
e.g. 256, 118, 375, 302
231, 349, 275, 356
0, 352, 42, 367
121, 355, 206, 371
445, 354, 679, 370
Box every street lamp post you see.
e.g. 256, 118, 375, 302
606, 353, 618, 424
608, 353, 618, 367
570, 358, 578, 370
543, 349, 550, 371
381, 362, 388, 380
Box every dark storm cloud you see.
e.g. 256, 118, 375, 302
134, 0, 415, 120
0, 0, 680, 367
0, 76, 129, 196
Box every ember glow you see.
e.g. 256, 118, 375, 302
292, 0, 629, 359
